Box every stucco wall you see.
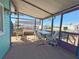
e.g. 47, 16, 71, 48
0, 0, 10, 59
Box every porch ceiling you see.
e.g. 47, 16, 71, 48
11, 0, 79, 19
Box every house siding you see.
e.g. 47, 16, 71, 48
0, 0, 10, 59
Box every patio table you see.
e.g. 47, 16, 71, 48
38, 30, 51, 35
38, 30, 51, 40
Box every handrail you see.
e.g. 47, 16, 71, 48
61, 31, 79, 46
61, 31, 79, 35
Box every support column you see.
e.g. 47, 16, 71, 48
9, 0, 12, 47
76, 36, 79, 58
16, 12, 19, 40
17, 12, 19, 28
34, 18, 36, 30
51, 17, 54, 35
59, 14, 64, 40
41, 19, 43, 30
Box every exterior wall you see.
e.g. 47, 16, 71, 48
0, 0, 10, 59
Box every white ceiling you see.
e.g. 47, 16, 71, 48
12, 0, 79, 19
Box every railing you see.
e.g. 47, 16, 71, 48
57, 31, 79, 54
61, 31, 79, 46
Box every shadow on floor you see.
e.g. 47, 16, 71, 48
5, 39, 77, 59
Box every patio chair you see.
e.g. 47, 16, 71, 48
34, 30, 48, 46
34, 30, 46, 40
46, 31, 59, 46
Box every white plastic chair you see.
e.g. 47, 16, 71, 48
46, 31, 59, 46
34, 30, 45, 40
34, 30, 48, 46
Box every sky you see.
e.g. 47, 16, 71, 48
43, 10, 79, 26
11, 10, 79, 26
11, 13, 35, 23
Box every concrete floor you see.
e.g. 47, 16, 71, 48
4, 36, 77, 59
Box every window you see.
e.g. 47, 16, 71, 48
53, 15, 61, 31
61, 10, 79, 46
63, 10, 79, 32
0, 3, 4, 33
43, 18, 52, 31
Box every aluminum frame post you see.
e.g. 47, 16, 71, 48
41, 19, 43, 30
51, 17, 54, 35
59, 14, 64, 40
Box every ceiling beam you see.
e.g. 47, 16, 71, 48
11, 11, 41, 19
11, 17, 34, 20
11, 0, 18, 12
22, 0, 53, 15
